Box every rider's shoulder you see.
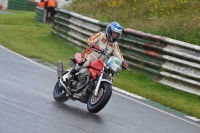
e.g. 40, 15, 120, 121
95, 32, 106, 38
93, 32, 104, 37
99, 31, 106, 37
113, 41, 118, 45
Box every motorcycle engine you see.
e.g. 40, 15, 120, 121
70, 68, 90, 91
70, 68, 92, 103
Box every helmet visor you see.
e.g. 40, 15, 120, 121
111, 31, 121, 39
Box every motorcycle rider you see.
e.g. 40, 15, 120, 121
62, 21, 129, 82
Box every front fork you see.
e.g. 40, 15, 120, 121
93, 68, 113, 96
94, 71, 104, 96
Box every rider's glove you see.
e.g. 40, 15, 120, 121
90, 43, 100, 50
122, 61, 129, 69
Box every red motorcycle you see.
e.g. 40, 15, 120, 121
53, 49, 129, 113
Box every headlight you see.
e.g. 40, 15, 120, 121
106, 56, 122, 73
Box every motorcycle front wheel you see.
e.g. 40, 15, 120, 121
87, 81, 112, 113
53, 81, 69, 102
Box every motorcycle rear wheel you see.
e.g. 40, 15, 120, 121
53, 81, 69, 102
87, 81, 112, 113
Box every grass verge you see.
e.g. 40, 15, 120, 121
66, 0, 200, 45
0, 10, 200, 119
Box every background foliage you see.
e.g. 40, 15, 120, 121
66, 0, 200, 45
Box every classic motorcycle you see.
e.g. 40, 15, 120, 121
53, 48, 129, 113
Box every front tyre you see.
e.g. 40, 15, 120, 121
53, 81, 69, 102
87, 82, 112, 113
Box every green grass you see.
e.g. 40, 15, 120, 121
0, 10, 200, 119
114, 70, 200, 117
66, 0, 200, 45
0, 10, 79, 65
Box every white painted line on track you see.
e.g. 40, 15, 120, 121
0, 45, 55, 72
112, 86, 146, 100
1, 44, 200, 127
113, 91, 200, 127
185, 116, 200, 122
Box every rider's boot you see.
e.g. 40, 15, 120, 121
62, 67, 77, 82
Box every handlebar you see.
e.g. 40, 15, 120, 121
90, 46, 108, 56
90, 46, 130, 71
123, 65, 130, 71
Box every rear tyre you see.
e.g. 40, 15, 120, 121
87, 82, 112, 113
53, 81, 69, 102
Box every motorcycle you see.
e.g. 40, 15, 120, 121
53, 48, 129, 113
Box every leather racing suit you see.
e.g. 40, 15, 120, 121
80, 31, 124, 68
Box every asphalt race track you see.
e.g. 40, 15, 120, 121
0, 44, 200, 133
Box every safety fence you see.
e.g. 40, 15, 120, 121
51, 8, 200, 96
8, 0, 37, 11
35, 6, 46, 23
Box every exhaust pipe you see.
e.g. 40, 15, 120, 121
59, 79, 72, 96
57, 61, 72, 95
57, 61, 63, 79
